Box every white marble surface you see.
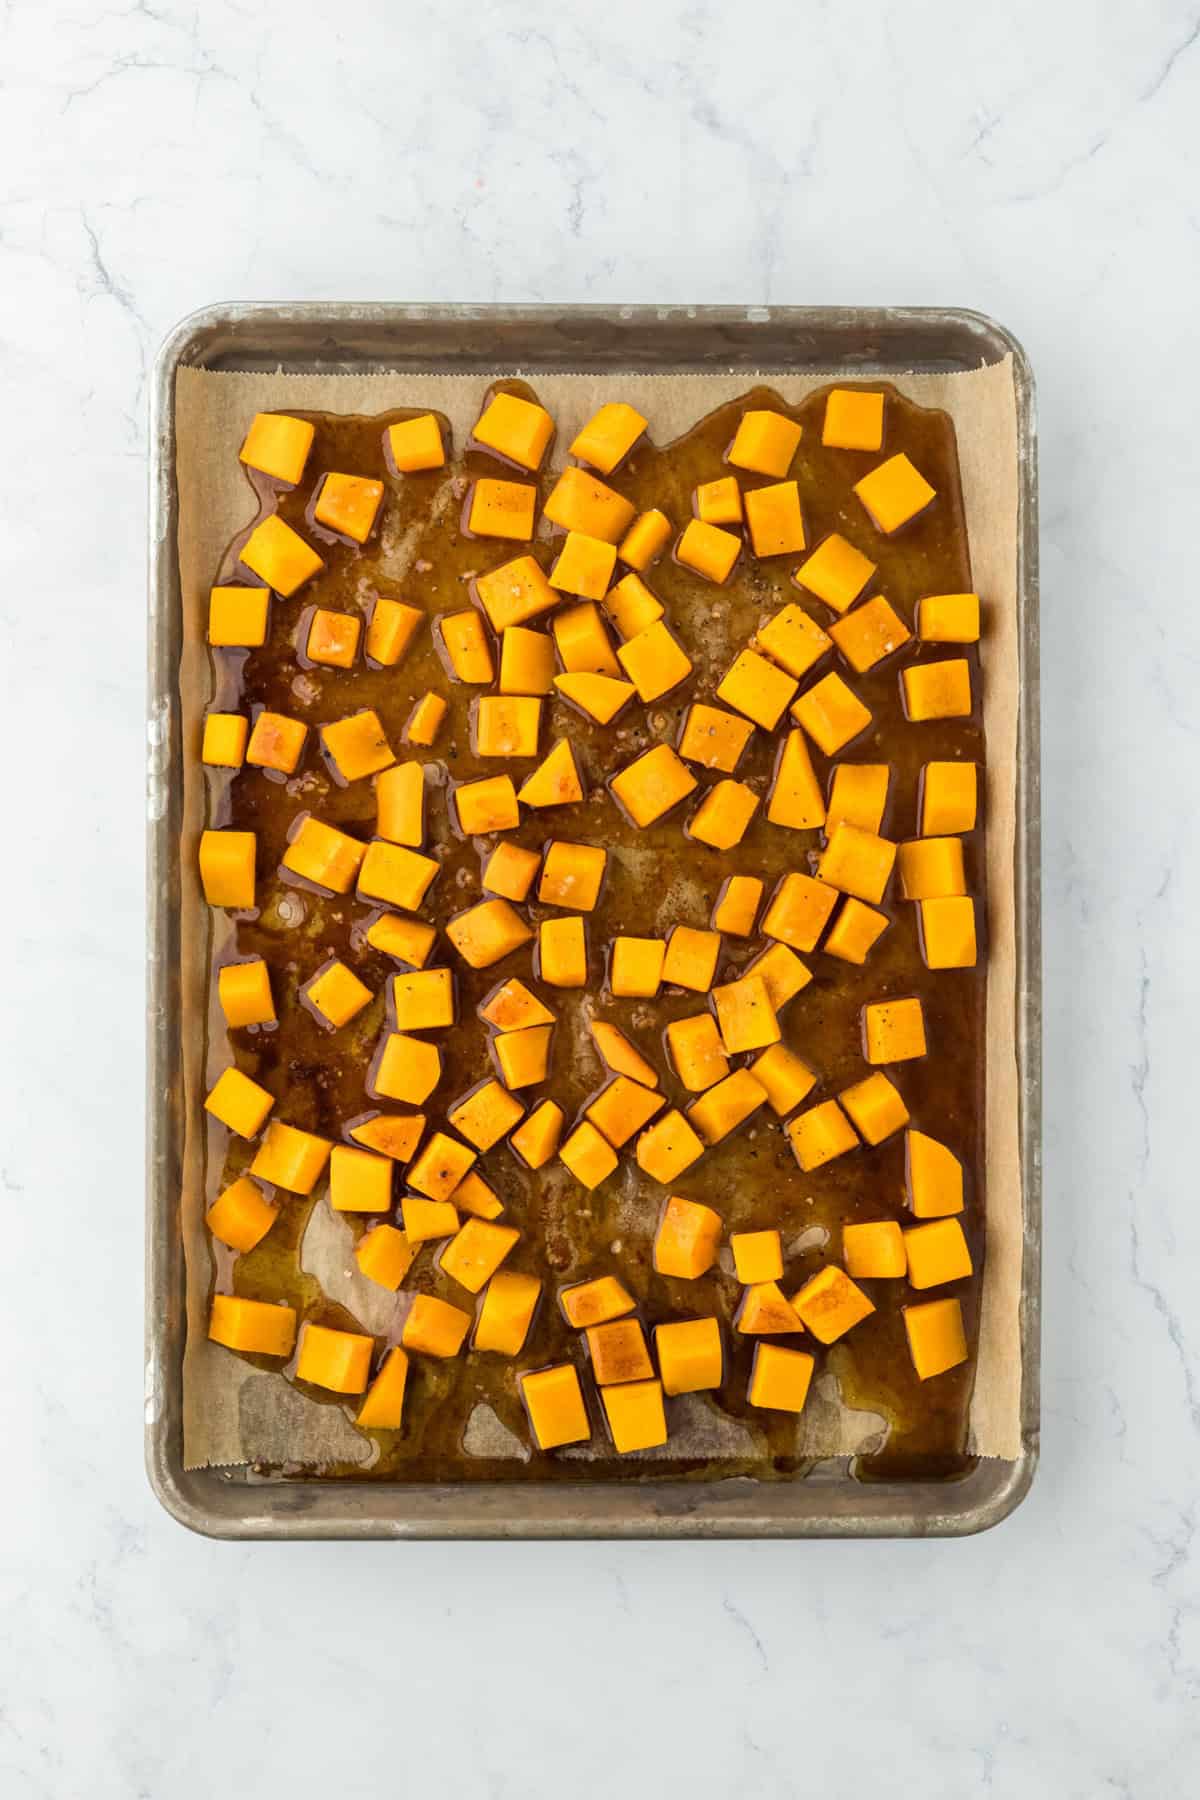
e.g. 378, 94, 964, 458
2, 0, 1197, 1792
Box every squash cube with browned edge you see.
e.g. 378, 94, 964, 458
590, 1020, 659, 1089
446, 898, 533, 971
712, 874, 763, 937
840, 1071, 909, 1145
475, 556, 559, 632
499, 625, 556, 697
717, 647, 799, 731
656, 1318, 723, 1395
585, 1075, 664, 1149
918, 592, 980, 643
904, 1217, 974, 1290
675, 518, 741, 584
863, 997, 927, 1065
744, 480, 806, 558
493, 1024, 553, 1089
749, 1043, 817, 1117
678, 702, 755, 774
510, 1100, 564, 1170
587, 1317, 653, 1386
688, 1068, 768, 1145
306, 606, 361, 669
472, 390, 554, 471
538, 914, 588, 988
372, 1033, 442, 1106
200, 829, 256, 909
745, 943, 811, 1012
454, 774, 520, 836
402, 1293, 472, 1358
662, 926, 721, 994
749, 1343, 815, 1413
920, 896, 978, 969
728, 409, 802, 478
755, 603, 832, 681
610, 936, 666, 998
521, 1363, 590, 1449
249, 1120, 331, 1193
302, 959, 373, 1030
559, 1121, 619, 1190
202, 712, 249, 768
603, 1378, 668, 1454
695, 475, 743, 526
830, 595, 912, 674
518, 739, 584, 808
448, 1079, 525, 1152
328, 1144, 393, 1213
554, 670, 636, 724
604, 571, 665, 639
736, 1282, 803, 1335
349, 1112, 425, 1163
688, 779, 759, 851
483, 841, 542, 903
822, 388, 885, 452
539, 841, 607, 911
617, 619, 693, 702
390, 967, 455, 1031
474, 695, 543, 758
473, 1270, 541, 1355
247, 710, 306, 774
239, 411, 314, 485
453, 1170, 505, 1220
921, 761, 978, 837
543, 465, 636, 543
401, 1195, 460, 1243
354, 1224, 416, 1291
791, 672, 873, 756
407, 1130, 476, 1202
824, 896, 890, 966
786, 1099, 858, 1173
208, 1294, 297, 1359
365, 914, 435, 971
731, 1228, 783, 1285
653, 1194, 722, 1278
570, 401, 647, 474
479, 978, 555, 1032
561, 1275, 636, 1328
386, 412, 445, 472
638, 1110, 705, 1184
440, 609, 495, 684
791, 1265, 875, 1344
240, 514, 324, 596
617, 509, 672, 573
713, 972, 779, 1055
440, 1218, 520, 1294
314, 472, 384, 544
283, 817, 365, 894
467, 477, 536, 542
794, 533, 876, 614
356, 1346, 410, 1429
376, 761, 425, 847
902, 657, 972, 722
843, 1220, 906, 1280
767, 730, 825, 831
205, 1177, 277, 1254
296, 1322, 374, 1394
817, 821, 897, 906
666, 1012, 730, 1093
204, 1066, 274, 1139
898, 836, 967, 900
762, 872, 837, 953
405, 692, 447, 747
550, 533, 618, 603
366, 596, 423, 667
827, 763, 890, 836
904, 1296, 968, 1380
854, 453, 937, 534
611, 742, 697, 828
217, 958, 275, 1029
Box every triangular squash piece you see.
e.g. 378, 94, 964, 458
735, 1281, 804, 1335
589, 1019, 659, 1088
554, 672, 636, 725
518, 739, 583, 807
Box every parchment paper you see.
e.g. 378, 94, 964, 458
175, 358, 1024, 1470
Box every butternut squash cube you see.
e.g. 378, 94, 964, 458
204, 1066, 274, 1138
918, 592, 980, 643
561, 1275, 635, 1328
202, 712, 248, 768
749, 1042, 817, 1117
306, 607, 361, 669
208, 583, 269, 648
794, 533, 876, 614
386, 412, 445, 472
662, 926, 721, 993
713, 972, 779, 1054
617, 619, 692, 702
688, 1068, 768, 1145
446, 898, 533, 970
199, 825, 255, 908
586, 1075, 665, 1148
749, 1342, 815, 1412
440, 609, 495, 685
302, 959, 373, 1030
448, 1079, 525, 1152
518, 738, 584, 807
817, 821, 897, 905
791, 672, 872, 755
666, 1012, 730, 1093
474, 695, 543, 758
205, 1176, 277, 1253
282, 816, 365, 894
550, 531, 618, 603
695, 475, 743, 526
903, 657, 972, 722
500, 625, 556, 696
638, 1111, 705, 1184
402, 1293, 472, 1357
510, 1100, 564, 1169
372, 1033, 443, 1105
320, 709, 394, 785
822, 387, 885, 452
898, 836, 967, 900
560, 1120, 619, 1189
543, 465, 635, 543
603, 570, 665, 639
370, 762, 425, 849
314, 472, 384, 544
921, 761, 978, 836
493, 1023, 553, 1089
792, 1264, 875, 1343
247, 710, 306, 774
365, 912, 436, 969
688, 779, 759, 851
904, 1295, 967, 1380
239, 411, 314, 485
654, 1194, 722, 1277
474, 1267, 539, 1353
405, 691, 447, 746
590, 1019, 659, 1089
603, 1378, 668, 1453
745, 942, 811, 1011
467, 477, 536, 541
656, 1317, 723, 1395
453, 1169, 506, 1220
356, 1345, 410, 1428
475, 555, 559, 631
366, 596, 423, 667
736, 1281, 803, 1335
862, 997, 927, 1065
249, 1120, 331, 1192
454, 774, 520, 836
910, 1130, 964, 1216
539, 914, 588, 988
678, 702, 754, 774
440, 1217, 520, 1293
483, 840, 542, 902
587, 1317, 653, 1385
521, 1363, 590, 1448
786, 1099, 858, 1172
905, 1216, 973, 1289
824, 896, 890, 966
407, 1128, 475, 1201
827, 763, 889, 836
473, 1269, 541, 1355
217, 958, 275, 1029
570, 401, 647, 473
712, 874, 762, 937
479, 978, 555, 1032
611, 934, 666, 998
358, 840, 440, 912
675, 518, 741, 584
539, 840, 607, 911
843, 1219, 906, 1280
208, 1293, 296, 1359
830, 595, 912, 673
728, 409, 802, 478
755, 603, 832, 681
766, 729, 825, 832
610, 743, 697, 827
731, 1228, 783, 1285
762, 871, 837, 952
472, 390, 554, 471
240, 514, 324, 596
744, 479, 806, 557
328, 1144, 393, 1212
717, 647, 798, 730
349, 1112, 425, 1162
552, 598, 621, 675
618, 508, 672, 572
840, 1071, 909, 1145
554, 671, 635, 724
854, 453, 937, 534
920, 896, 977, 969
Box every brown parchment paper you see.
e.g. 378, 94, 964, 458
175, 359, 1023, 1470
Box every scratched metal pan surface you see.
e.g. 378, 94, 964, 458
145, 304, 1040, 1539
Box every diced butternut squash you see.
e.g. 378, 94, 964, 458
245, 1124, 329, 1199
479, 978, 555, 1032
713, 973, 779, 1054
794, 533, 876, 614
559, 1121, 619, 1189
314, 472, 383, 544
786, 1100, 858, 1172
475, 555, 558, 631
854, 453, 937, 533
521, 1363, 590, 1448
902, 657, 973, 721
239, 411, 314, 485
661, 926, 721, 993
467, 477, 536, 541
695, 475, 743, 525
687, 1068, 768, 1144
376, 761, 425, 847
824, 896, 890, 966
372, 1033, 443, 1105
904, 1217, 973, 1289
840, 1071, 909, 1144
205, 1177, 277, 1253
655, 1317, 723, 1395
830, 595, 912, 673
728, 409, 802, 478
407, 1129, 476, 1202
446, 898, 533, 970
349, 1112, 425, 1162
712, 874, 762, 937
247, 710, 306, 774
862, 997, 927, 1064
688, 779, 759, 851
554, 671, 635, 724
749, 1342, 815, 1412
898, 836, 967, 900
586, 1317, 653, 1385
474, 694, 542, 758
918, 592, 980, 643
202, 712, 249, 768
618, 508, 672, 572
731, 1229, 784, 1284
736, 1282, 803, 1335
354, 1224, 416, 1291
217, 958, 275, 1029
483, 840, 542, 902
653, 1194, 722, 1278
552, 599, 621, 677
585, 1075, 664, 1148
920, 895, 977, 969
473, 1269, 541, 1355
610, 743, 696, 827
328, 1144, 393, 1212
921, 761, 978, 836
365, 912, 437, 968
717, 647, 798, 730
791, 1265, 875, 1343
637, 1112, 705, 1184
493, 1023, 553, 1089
822, 388, 885, 452
817, 821, 897, 905
296, 1322, 374, 1395
745, 942, 811, 1011
302, 959, 373, 1030
543, 465, 635, 543
499, 625, 556, 696
678, 702, 755, 773
240, 514, 324, 596
440, 609, 495, 684
603, 570, 665, 638
561, 1275, 636, 1328
610, 935, 666, 998
666, 1012, 730, 1093
366, 596, 423, 667
472, 390, 554, 471
453, 1169, 505, 1220
550, 533, 618, 603
282, 817, 365, 894
744, 479, 806, 557
602, 1378, 667, 1453
454, 774, 520, 836
306, 607, 361, 669
904, 1296, 968, 1380
762, 871, 838, 952
749, 1042, 817, 1117
204, 1066, 274, 1139
386, 412, 445, 472
675, 518, 741, 584
570, 401, 647, 474
767, 729, 825, 831
357, 840, 440, 911
827, 763, 889, 836
208, 1294, 297, 1358
440, 1217, 520, 1293
405, 691, 446, 746
510, 1099, 564, 1169
200, 829, 256, 909
402, 1293, 472, 1357
448, 1079, 525, 1151
356, 1346, 410, 1428
539, 841, 607, 911
590, 1019, 659, 1089
518, 738, 584, 807
755, 603, 832, 681
617, 619, 693, 702
792, 672, 872, 755
539, 914, 588, 988
843, 1220, 906, 1280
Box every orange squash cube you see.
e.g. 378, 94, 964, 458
554, 670, 635, 724
854, 453, 937, 534
791, 1265, 875, 1343
678, 702, 755, 774
246, 710, 306, 774
448, 1079, 525, 1152
500, 624, 556, 696
617, 619, 693, 702
390, 967, 454, 1031
493, 1023, 553, 1089
637, 1111, 705, 1184
728, 409, 802, 478
655, 1317, 723, 1395
675, 518, 741, 584
898, 836, 967, 901
817, 821, 897, 905
538, 914, 588, 988
766, 729, 825, 832
452, 1170, 505, 1220
376, 761, 425, 847
296, 1322, 374, 1394
862, 997, 927, 1065
712, 874, 763, 937
238, 411, 314, 485
328, 1144, 393, 1212
617, 508, 672, 572
920, 896, 977, 969
792, 672, 872, 755
366, 596, 423, 667
589, 1019, 659, 1089
744, 942, 811, 1012
903, 657, 973, 722
755, 602, 832, 681
365, 913, 436, 969
830, 595, 912, 673
610, 936, 666, 998
840, 1071, 909, 1144
786, 1100, 858, 1172
509, 1099, 564, 1169
402, 1293, 472, 1357
208, 584, 269, 648
454, 774, 520, 836
205, 1176, 277, 1253
202, 712, 249, 768
204, 1066, 274, 1138
603, 570, 665, 639
240, 514, 324, 596
695, 475, 743, 525
249, 1120, 331, 1192
843, 1220, 906, 1280
654, 1194, 722, 1277
550, 532, 617, 602
552, 600, 621, 676
602, 1378, 668, 1453
736, 1281, 803, 1335
687, 1068, 767, 1145
306, 606, 361, 668
749, 1342, 815, 1412
822, 387, 885, 452
827, 763, 890, 836
472, 390, 554, 471
610, 742, 697, 828
824, 896, 890, 966
473, 1270, 541, 1355
749, 1042, 817, 1117
358, 840, 440, 912
355, 1224, 416, 1292
559, 1120, 619, 1189
302, 959, 372, 1030
666, 1012, 730, 1093
349, 1112, 425, 1163
217, 958, 275, 1029
762, 871, 837, 952
918, 592, 980, 643
372, 1033, 442, 1106
717, 647, 798, 730
474, 695, 542, 759
661, 926, 720, 993
208, 1294, 296, 1358
585, 1075, 664, 1148
405, 1130, 471, 1209
356, 1346, 410, 1428
688, 779, 759, 851
538, 840, 607, 911
440, 609, 495, 684
314, 472, 384, 544
904, 1216, 973, 1289
521, 1363, 590, 1448
543, 465, 635, 543
467, 477, 537, 541
904, 1296, 968, 1379
587, 1317, 653, 1385
570, 400, 647, 473
385, 412, 445, 472
405, 691, 447, 747
561, 1275, 636, 1328
475, 555, 559, 631
482, 841, 542, 902
794, 533, 876, 614
744, 479, 806, 557
921, 761, 978, 836
282, 816, 365, 893
479, 978, 555, 1032
440, 1217, 520, 1293
712, 972, 779, 1054
320, 709, 394, 783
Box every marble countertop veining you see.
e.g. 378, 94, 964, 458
2, 0, 1198, 1793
